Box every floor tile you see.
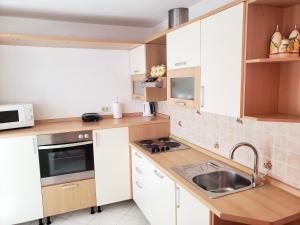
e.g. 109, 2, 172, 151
117, 215, 147, 225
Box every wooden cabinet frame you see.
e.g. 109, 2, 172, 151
167, 67, 200, 109
131, 74, 167, 102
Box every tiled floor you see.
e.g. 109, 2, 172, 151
19, 200, 150, 225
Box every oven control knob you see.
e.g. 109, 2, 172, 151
78, 134, 84, 139
84, 134, 89, 139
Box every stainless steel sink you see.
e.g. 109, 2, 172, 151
172, 161, 263, 198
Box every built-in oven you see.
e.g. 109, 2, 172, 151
37, 130, 95, 186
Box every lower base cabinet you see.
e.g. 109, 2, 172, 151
176, 184, 210, 225
42, 179, 96, 217
131, 147, 176, 225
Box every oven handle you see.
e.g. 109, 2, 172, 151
38, 141, 93, 150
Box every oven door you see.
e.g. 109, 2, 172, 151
38, 141, 94, 186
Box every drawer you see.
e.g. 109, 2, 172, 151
42, 179, 96, 217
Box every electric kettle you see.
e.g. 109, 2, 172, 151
143, 102, 156, 117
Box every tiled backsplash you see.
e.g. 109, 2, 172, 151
158, 102, 300, 189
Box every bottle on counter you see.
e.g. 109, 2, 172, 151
112, 97, 123, 119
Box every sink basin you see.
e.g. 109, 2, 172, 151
172, 161, 262, 198
192, 170, 252, 193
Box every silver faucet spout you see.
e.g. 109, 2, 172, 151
230, 142, 259, 187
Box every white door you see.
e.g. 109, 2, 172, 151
200, 3, 244, 118
129, 45, 146, 75
176, 184, 210, 225
93, 127, 131, 206
0, 136, 43, 225
167, 21, 201, 70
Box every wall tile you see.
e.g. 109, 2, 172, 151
158, 102, 300, 189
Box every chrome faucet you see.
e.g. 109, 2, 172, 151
230, 142, 259, 187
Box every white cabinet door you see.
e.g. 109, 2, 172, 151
200, 3, 244, 118
131, 147, 176, 225
176, 184, 210, 225
167, 21, 201, 70
0, 136, 43, 225
129, 45, 146, 75
93, 127, 131, 206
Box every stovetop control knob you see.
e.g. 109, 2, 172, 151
84, 134, 89, 139
78, 134, 84, 139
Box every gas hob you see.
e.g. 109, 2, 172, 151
136, 137, 189, 154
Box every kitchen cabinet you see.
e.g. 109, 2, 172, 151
131, 75, 167, 101
167, 21, 201, 70
93, 127, 131, 206
0, 136, 43, 225
131, 147, 176, 225
42, 179, 96, 217
129, 44, 166, 76
167, 67, 200, 109
129, 45, 146, 75
200, 3, 244, 118
176, 184, 210, 225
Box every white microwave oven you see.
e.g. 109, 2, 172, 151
0, 104, 34, 131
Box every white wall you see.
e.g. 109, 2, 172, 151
0, 45, 142, 120
0, 16, 153, 42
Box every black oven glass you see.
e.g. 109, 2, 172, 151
39, 143, 94, 178
0, 110, 19, 123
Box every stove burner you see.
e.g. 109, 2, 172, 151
139, 140, 154, 145
158, 137, 171, 142
164, 142, 181, 148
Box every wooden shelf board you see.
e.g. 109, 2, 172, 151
246, 57, 300, 64
244, 114, 300, 122
249, 0, 300, 8
0, 33, 142, 50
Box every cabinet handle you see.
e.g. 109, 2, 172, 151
94, 133, 99, 147
135, 152, 142, 159
134, 70, 140, 74
175, 101, 186, 106
135, 167, 142, 174
201, 86, 205, 108
32, 137, 38, 154
174, 61, 187, 67
61, 184, 78, 190
176, 186, 181, 208
135, 181, 143, 189
154, 169, 164, 179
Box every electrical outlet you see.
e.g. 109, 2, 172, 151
101, 106, 111, 113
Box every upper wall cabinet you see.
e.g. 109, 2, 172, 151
167, 21, 201, 70
200, 3, 244, 118
129, 45, 146, 75
129, 44, 166, 76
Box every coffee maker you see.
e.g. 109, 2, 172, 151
143, 102, 156, 117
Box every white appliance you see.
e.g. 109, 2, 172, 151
0, 104, 34, 130
143, 102, 156, 117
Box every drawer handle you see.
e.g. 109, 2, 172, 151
61, 184, 78, 190
135, 152, 142, 159
174, 61, 187, 67
175, 101, 186, 106
135, 181, 143, 189
154, 170, 164, 179
176, 186, 181, 208
134, 70, 140, 73
135, 167, 143, 174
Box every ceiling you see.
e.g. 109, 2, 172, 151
0, 0, 203, 27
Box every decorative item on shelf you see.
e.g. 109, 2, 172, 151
289, 25, 300, 57
269, 25, 282, 58
278, 38, 292, 58
150, 64, 166, 77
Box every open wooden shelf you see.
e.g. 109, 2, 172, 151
0, 33, 142, 50
245, 114, 300, 123
246, 57, 300, 64
242, 0, 300, 123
